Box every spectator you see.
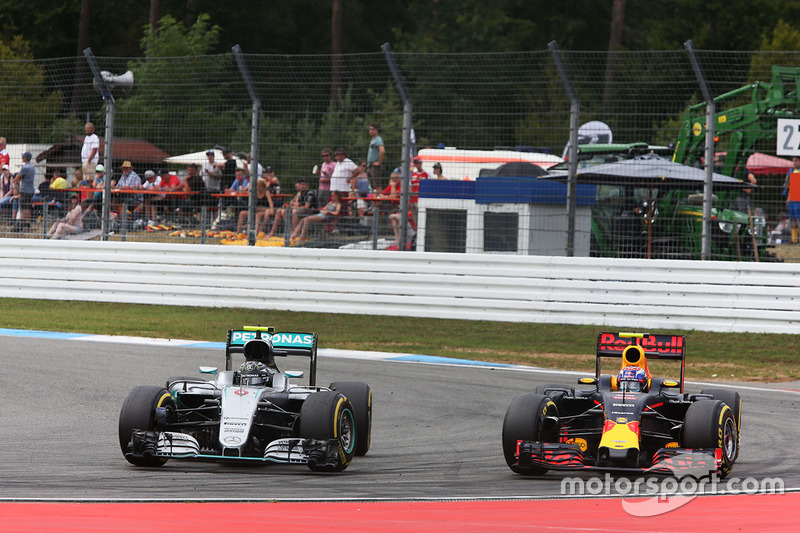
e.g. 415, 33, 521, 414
237, 171, 274, 237
262, 166, 280, 187
735, 170, 757, 213
0, 164, 13, 219
219, 147, 238, 187
138, 170, 162, 224
315, 148, 336, 204
220, 167, 249, 219
47, 195, 92, 239
11, 151, 35, 231
349, 161, 372, 216
266, 178, 316, 238
769, 212, 791, 244
330, 148, 358, 193
382, 169, 411, 245
784, 156, 800, 243
378, 168, 402, 201
177, 163, 208, 221
158, 169, 183, 222
70, 169, 86, 188
91, 164, 105, 205
291, 190, 342, 242
0, 137, 9, 168
256, 167, 283, 234
70, 168, 93, 202
411, 156, 429, 183
81, 122, 100, 176
432, 162, 445, 179
49, 170, 69, 205
409, 155, 427, 208
113, 160, 142, 215
202, 150, 222, 193
244, 152, 263, 180
367, 123, 385, 189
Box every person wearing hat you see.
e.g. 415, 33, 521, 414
112, 160, 142, 214
138, 170, 162, 224
432, 162, 446, 180
410, 155, 428, 202
202, 150, 222, 193
11, 151, 35, 230
47, 193, 93, 239
91, 164, 105, 204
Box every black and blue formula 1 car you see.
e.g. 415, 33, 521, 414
119, 326, 372, 472
503, 332, 741, 477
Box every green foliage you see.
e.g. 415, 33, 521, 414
140, 14, 221, 57
748, 20, 800, 83
0, 36, 63, 143
115, 14, 232, 156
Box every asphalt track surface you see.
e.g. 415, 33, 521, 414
1, 333, 799, 505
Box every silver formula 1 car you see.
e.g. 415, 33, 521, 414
119, 326, 372, 472
503, 332, 741, 478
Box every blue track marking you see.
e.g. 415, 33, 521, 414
388, 355, 515, 367
0, 328, 87, 340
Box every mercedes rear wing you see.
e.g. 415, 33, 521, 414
225, 326, 319, 385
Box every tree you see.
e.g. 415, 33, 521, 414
0, 36, 63, 143
115, 14, 231, 155
748, 20, 800, 82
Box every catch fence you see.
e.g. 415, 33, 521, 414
0, 46, 798, 263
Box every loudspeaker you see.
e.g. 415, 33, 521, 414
94, 70, 134, 95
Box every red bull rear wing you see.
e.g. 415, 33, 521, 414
596, 332, 686, 392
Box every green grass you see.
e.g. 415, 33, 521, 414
2, 298, 798, 382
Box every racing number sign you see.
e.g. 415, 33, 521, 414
777, 119, 800, 156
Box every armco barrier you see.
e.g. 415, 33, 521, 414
1, 238, 799, 334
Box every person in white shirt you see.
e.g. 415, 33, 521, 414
330, 148, 358, 192
81, 122, 100, 176
202, 150, 222, 193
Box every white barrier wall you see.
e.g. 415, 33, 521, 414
1, 238, 799, 334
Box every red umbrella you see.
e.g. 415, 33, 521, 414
746, 152, 793, 175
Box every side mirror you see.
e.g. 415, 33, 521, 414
661, 380, 680, 388
285, 370, 304, 379
199, 366, 218, 374
578, 377, 598, 386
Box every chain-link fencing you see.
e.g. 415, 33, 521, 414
0, 46, 798, 262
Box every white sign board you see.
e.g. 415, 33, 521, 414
777, 119, 800, 156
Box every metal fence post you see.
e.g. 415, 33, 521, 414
83, 48, 115, 242
382, 42, 412, 251
232, 45, 262, 246
685, 40, 715, 261
549, 41, 579, 257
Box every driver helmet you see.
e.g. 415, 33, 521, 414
618, 366, 647, 392
239, 337, 274, 376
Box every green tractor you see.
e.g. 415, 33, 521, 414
548, 148, 772, 261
